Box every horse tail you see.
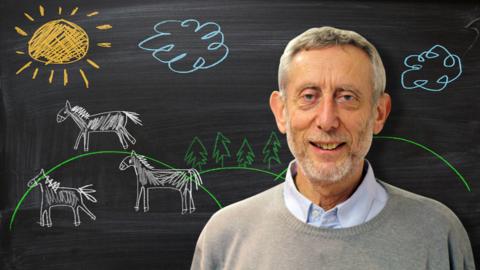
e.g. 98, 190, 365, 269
190, 169, 203, 190
78, 184, 98, 203
123, 111, 143, 126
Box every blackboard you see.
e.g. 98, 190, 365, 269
1, 0, 478, 269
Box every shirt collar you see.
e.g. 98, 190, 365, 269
283, 159, 381, 227
335, 160, 377, 227
283, 160, 311, 223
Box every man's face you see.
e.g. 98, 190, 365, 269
270, 45, 390, 183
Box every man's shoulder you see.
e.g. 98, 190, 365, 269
212, 183, 283, 220
380, 181, 474, 267
381, 181, 465, 231
202, 183, 284, 233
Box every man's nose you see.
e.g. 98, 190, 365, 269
315, 98, 340, 131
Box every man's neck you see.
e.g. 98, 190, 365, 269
294, 161, 365, 211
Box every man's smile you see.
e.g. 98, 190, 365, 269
308, 141, 348, 159
309, 141, 346, 151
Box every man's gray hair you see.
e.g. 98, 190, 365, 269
278, 26, 386, 101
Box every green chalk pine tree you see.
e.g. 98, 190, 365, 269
212, 132, 231, 167
184, 136, 208, 171
236, 138, 255, 167
262, 131, 281, 169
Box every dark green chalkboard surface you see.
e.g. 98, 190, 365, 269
1, 0, 478, 269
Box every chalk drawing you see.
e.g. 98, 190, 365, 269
27, 169, 97, 227
401, 44, 462, 92
10, 135, 472, 231
212, 132, 231, 167
464, 17, 480, 56
119, 151, 203, 214
57, 100, 142, 152
263, 131, 282, 169
236, 138, 255, 167
184, 136, 208, 171
14, 5, 112, 88
185, 132, 282, 169
138, 19, 229, 73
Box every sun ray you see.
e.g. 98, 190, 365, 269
14, 26, 28, 36
16, 61, 32, 75
58, 7, 62, 15
97, 42, 112, 48
32, 68, 39, 79
39, 5, 45, 17
96, 24, 112, 30
79, 69, 89, 88
63, 69, 68, 86
24, 13, 35, 22
87, 11, 99, 17
86, 59, 100, 69
16, 51, 25, 55
70, 7, 79, 16
49, 70, 54, 84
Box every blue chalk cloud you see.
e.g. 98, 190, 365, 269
401, 45, 462, 92
138, 19, 229, 74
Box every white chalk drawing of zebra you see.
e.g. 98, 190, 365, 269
27, 169, 97, 227
119, 151, 203, 214
56, 100, 143, 152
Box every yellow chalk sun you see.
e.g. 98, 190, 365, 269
15, 5, 112, 88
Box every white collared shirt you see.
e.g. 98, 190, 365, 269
283, 160, 388, 228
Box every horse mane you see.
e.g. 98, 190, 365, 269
43, 174, 61, 192
71, 106, 90, 119
134, 154, 155, 170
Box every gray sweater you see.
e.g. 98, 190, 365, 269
191, 181, 475, 270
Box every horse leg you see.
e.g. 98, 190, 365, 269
39, 209, 46, 227
144, 188, 150, 212
84, 131, 90, 152
121, 127, 136, 145
134, 184, 140, 212
135, 187, 144, 212
115, 130, 129, 149
120, 131, 129, 149
74, 206, 81, 227
79, 204, 96, 220
47, 207, 53, 227
180, 190, 187, 214
186, 182, 196, 213
143, 187, 148, 212
189, 190, 196, 213
74, 131, 84, 150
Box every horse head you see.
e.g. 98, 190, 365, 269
56, 100, 72, 123
27, 169, 46, 188
119, 151, 137, 170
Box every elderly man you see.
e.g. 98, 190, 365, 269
191, 27, 475, 269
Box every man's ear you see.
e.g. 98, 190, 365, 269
373, 93, 391, 134
270, 91, 287, 134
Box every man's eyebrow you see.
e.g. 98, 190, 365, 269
296, 83, 320, 91
337, 84, 358, 91
336, 85, 362, 96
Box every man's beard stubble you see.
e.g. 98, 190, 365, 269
285, 118, 374, 184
